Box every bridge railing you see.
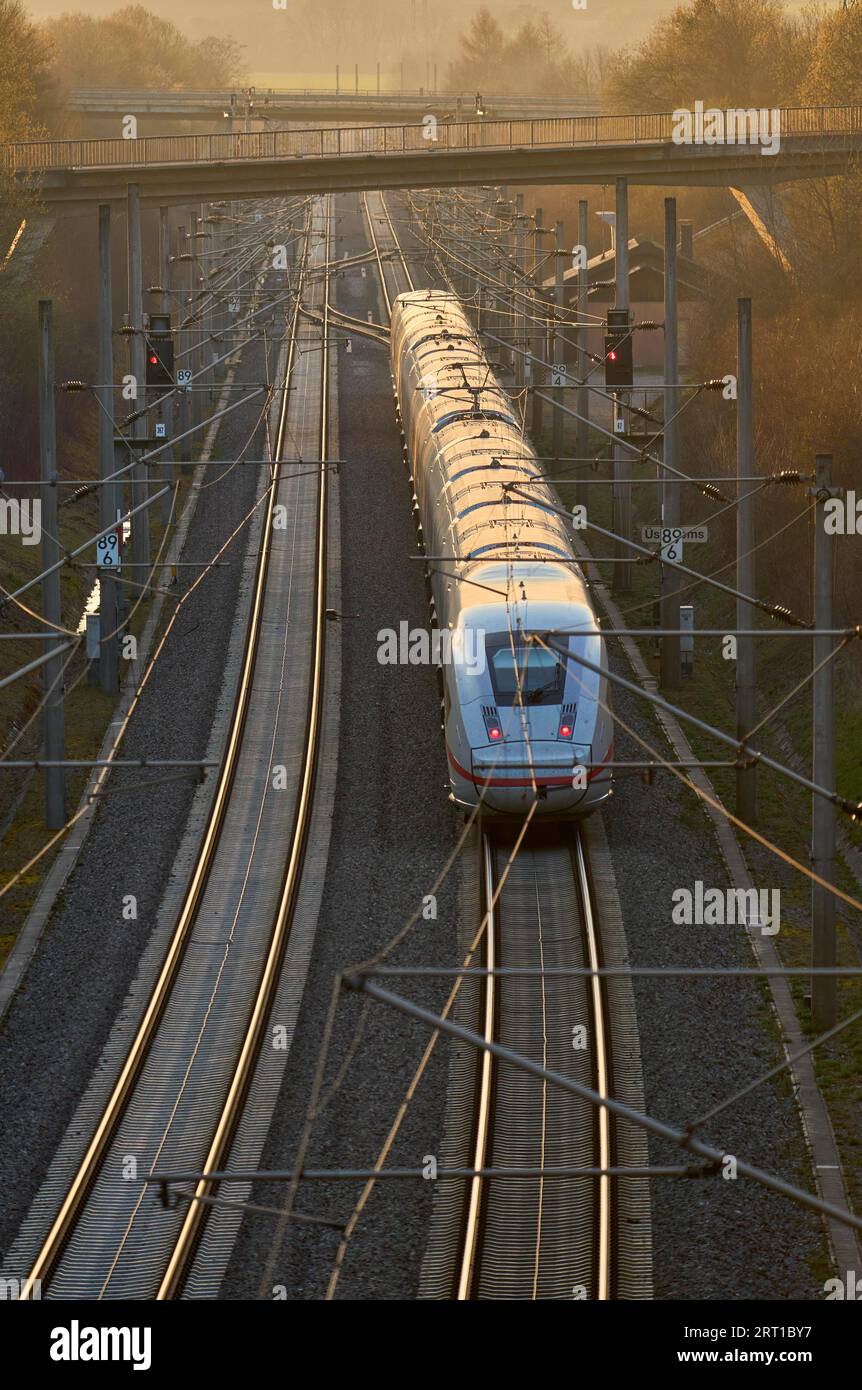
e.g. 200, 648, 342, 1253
4, 106, 862, 172
66, 86, 602, 109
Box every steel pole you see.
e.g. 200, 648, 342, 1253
159, 205, 173, 525
506, 198, 516, 374
811, 454, 836, 1029
38, 301, 66, 828
613, 177, 632, 593
576, 198, 590, 509
188, 210, 200, 438
127, 183, 150, 576
736, 297, 757, 824
176, 223, 191, 472
661, 197, 681, 689
200, 202, 213, 406
97, 206, 119, 695
514, 193, 526, 388
553, 219, 565, 459
531, 206, 543, 436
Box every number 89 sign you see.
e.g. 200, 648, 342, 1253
660, 527, 683, 564
97, 530, 121, 573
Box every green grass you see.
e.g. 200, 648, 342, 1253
0, 448, 187, 970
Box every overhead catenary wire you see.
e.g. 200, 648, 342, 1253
205, 186, 862, 1293
0, 202, 303, 690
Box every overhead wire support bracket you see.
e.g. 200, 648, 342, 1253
342, 974, 862, 1237
537, 633, 862, 824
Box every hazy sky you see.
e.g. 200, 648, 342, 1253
22, 0, 826, 80
10, 1, 742, 77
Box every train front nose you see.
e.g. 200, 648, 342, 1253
470, 740, 592, 815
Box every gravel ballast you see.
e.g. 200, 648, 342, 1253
0, 333, 271, 1266
0, 193, 828, 1301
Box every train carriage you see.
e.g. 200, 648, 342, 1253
392, 290, 613, 817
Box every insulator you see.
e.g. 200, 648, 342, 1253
701, 483, 725, 502
766, 603, 806, 628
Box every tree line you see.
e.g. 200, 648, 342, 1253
448, 1, 862, 108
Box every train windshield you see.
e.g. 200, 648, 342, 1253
486, 638, 564, 707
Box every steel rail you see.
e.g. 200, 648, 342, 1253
456, 834, 497, 1300
17, 209, 311, 1303
378, 193, 415, 292
453, 831, 616, 1300
575, 829, 612, 1300
362, 191, 414, 317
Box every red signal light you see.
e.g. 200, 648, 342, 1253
489, 727, 502, 740
148, 353, 159, 365
608, 350, 617, 361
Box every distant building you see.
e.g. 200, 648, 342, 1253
543, 230, 718, 377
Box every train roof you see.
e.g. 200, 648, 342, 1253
444, 561, 597, 632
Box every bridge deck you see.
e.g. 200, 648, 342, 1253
4, 106, 860, 209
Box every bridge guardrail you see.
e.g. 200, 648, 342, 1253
66, 87, 602, 108
3, 105, 861, 172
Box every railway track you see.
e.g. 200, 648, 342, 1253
363, 190, 415, 310
365, 193, 651, 1299
462, 830, 613, 1299
420, 823, 652, 1300
13, 195, 334, 1300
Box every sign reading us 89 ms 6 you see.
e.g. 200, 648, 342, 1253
642, 524, 708, 564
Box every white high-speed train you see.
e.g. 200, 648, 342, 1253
391, 290, 613, 818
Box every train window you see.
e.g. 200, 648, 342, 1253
485, 638, 564, 707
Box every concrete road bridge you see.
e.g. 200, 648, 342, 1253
4, 107, 860, 213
